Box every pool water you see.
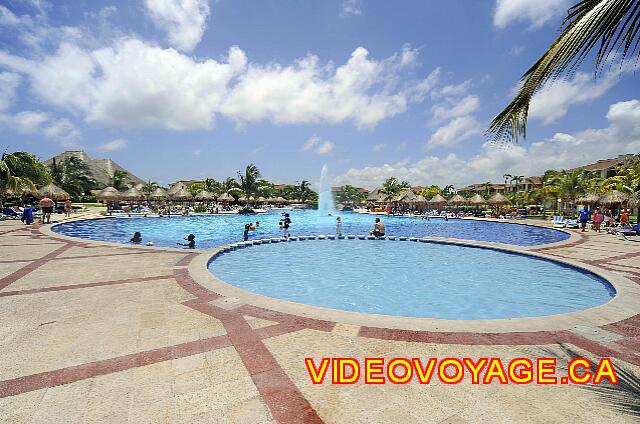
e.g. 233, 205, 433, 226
209, 239, 614, 320
53, 210, 569, 248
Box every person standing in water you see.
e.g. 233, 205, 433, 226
336, 216, 342, 236
178, 234, 196, 248
283, 213, 291, 237
130, 232, 142, 243
243, 224, 250, 241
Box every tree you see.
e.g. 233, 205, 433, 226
601, 157, 640, 195
297, 180, 315, 203
420, 185, 441, 200
0, 151, 51, 206
442, 185, 455, 196
487, 0, 640, 143
50, 156, 96, 197
335, 185, 367, 205
141, 180, 159, 196
237, 164, 261, 207
109, 170, 129, 190
481, 182, 492, 196
503, 174, 512, 186
380, 177, 407, 198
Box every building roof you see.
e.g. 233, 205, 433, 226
568, 155, 632, 172
45, 151, 145, 188
331, 185, 369, 193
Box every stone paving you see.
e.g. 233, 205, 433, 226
1, 214, 639, 423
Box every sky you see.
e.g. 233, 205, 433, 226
0, 0, 638, 189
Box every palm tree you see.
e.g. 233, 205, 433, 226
203, 178, 222, 196
109, 170, 129, 190
50, 156, 96, 197
380, 177, 403, 199
0, 151, 51, 207
420, 185, 442, 200
503, 174, 512, 186
297, 180, 314, 203
237, 164, 261, 207
487, 0, 640, 143
482, 182, 492, 196
442, 184, 456, 196
335, 185, 366, 205
141, 180, 159, 196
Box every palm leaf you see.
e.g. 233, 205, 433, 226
487, 0, 640, 143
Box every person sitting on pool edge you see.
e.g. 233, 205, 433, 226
370, 217, 385, 237
130, 231, 142, 243
178, 234, 196, 248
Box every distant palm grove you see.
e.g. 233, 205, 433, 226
1, 150, 639, 214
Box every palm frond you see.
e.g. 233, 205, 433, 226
487, 0, 640, 143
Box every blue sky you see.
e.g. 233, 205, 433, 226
0, 0, 638, 188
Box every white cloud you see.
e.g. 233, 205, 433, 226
529, 70, 623, 124
0, 72, 21, 110
98, 138, 127, 151
431, 94, 479, 122
143, 0, 211, 51
0, 40, 438, 131
509, 46, 525, 56
221, 46, 438, 129
373, 143, 386, 152
336, 99, 640, 189
0, 110, 80, 145
493, 0, 570, 29
428, 116, 482, 147
340, 0, 362, 18
302, 135, 335, 155
192, 149, 201, 156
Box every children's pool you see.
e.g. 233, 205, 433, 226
208, 239, 614, 320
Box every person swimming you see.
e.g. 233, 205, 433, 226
243, 224, 250, 241
178, 234, 196, 248
249, 222, 256, 230
130, 231, 142, 243
255, 221, 260, 228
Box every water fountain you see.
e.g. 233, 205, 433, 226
318, 164, 337, 215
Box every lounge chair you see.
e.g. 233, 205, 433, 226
552, 216, 566, 228
1, 207, 20, 220
565, 219, 579, 228
621, 224, 640, 237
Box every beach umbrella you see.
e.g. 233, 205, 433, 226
598, 190, 629, 205
275, 196, 287, 203
576, 193, 600, 205
96, 186, 120, 201
38, 183, 70, 201
428, 194, 447, 206
120, 187, 145, 202
410, 194, 428, 205
148, 187, 169, 200
488, 193, 510, 206
195, 190, 215, 201
257, 196, 266, 202
448, 194, 467, 206
468, 194, 487, 205
171, 188, 193, 201
168, 182, 187, 195
627, 194, 639, 208
218, 192, 234, 202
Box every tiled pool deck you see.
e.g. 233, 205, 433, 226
1, 214, 639, 423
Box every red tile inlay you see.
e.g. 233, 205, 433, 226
0, 335, 230, 398
0, 244, 73, 291
0, 274, 175, 297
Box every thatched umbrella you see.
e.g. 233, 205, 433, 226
121, 187, 145, 202
238, 195, 247, 202
195, 190, 215, 201
257, 196, 266, 202
218, 192, 234, 202
171, 188, 193, 201
168, 182, 187, 196
428, 194, 447, 208
97, 186, 120, 201
38, 183, 70, 201
468, 194, 486, 205
148, 187, 169, 201
411, 194, 428, 204
275, 196, 287, 203
598, 190, 629, 205
488, 193, 510, 206
448, 194, 467, 206
576, 193, 600, 205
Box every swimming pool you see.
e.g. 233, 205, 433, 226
208, 239, 614, 320
53, 210, 569, 248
